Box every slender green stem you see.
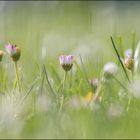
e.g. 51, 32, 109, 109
94, 83, 102, 101
59, 94, 64, 113
59, 71, 67, 113
126, 69, 134, 112
126, 96, 132, 112
63, 71, 67, 91
113, 75, 129, 92
14, 62, 21, 92
43, 64, 56, 97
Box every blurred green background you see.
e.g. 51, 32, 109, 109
1, 1, 140, 80
0, 1, 140, 138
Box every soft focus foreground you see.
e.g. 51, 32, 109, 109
0, 1, 140, 138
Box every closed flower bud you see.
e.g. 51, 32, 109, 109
5, 43, 21, 62
0, 50, 4, 62
103, 62, 118, 78
59, 55, 74, 71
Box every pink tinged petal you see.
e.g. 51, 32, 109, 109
66, 55, 74, 64
59, 56, 63, 65
124, 48, 132, 58
59, 55, 74, 65
5, 43, 12, 54
59, 55, 66, 65
5, 43, 16, 55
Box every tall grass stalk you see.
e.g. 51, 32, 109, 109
110, 36, 130, 83
43, 64, 56, 97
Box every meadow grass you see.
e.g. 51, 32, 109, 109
0, 1, 140, 139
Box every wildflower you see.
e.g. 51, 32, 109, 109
89, 78, 99, 92
82, 92, 102, 103
5, 43, 21, 92
59, 55, 74, 71
124, 57, 134, 70
0, 50, 4, 62
124, 48, 132, 58
103, 62, 118, 78
59, 55, 74, 112
123, 48, 134, 71
81, 92, 102, 110
82, 92, 93, 102
5, 43, 21, 62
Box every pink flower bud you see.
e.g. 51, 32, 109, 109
59, 55, 74, 71
5, 43, 21, 62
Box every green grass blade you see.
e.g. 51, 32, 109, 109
110, 36, 130, 83
79, 54, 93, 90
43, 64, 56, 97
40, 67, 45, 95
20, 79, 38, 104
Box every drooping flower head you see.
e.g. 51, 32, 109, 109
5, 43, 21, 62
103, 62, 118, 78
0, 50, 4, 62
59, 55, 74, 71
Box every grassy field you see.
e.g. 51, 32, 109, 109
0, 1, 140, 138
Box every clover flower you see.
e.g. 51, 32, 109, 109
5, 43, 21, 62
103, 62, 118, 78
59, 55, 74, 71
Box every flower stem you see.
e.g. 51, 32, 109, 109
126, 70, 134, 111
94, 83, 102, 101
63, 71, 67, 91
14, 62, 21, 92
126, 96, 132, 112
59, 71, 67, 113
